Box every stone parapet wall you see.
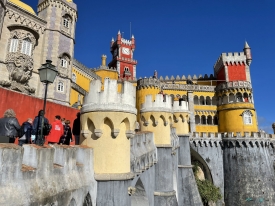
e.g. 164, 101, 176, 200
216, 80, 252, 91
140, 94, 172, 113
0, 144, 96, 206
173, 100, 189, 112
131, 132, 157, 174
82, 79, 137, 114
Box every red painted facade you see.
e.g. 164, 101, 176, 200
0, 87, 79, 126
217, 66, 225, 82
227, 64, 246, 81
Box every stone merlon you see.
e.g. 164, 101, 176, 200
81, 79, 137, 114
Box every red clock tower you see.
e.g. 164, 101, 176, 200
108, 31, 137, 80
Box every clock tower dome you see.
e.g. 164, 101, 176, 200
108, 31, 137, 80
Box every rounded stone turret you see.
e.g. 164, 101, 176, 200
223, 132, 275, 205
81, 79, 136, 178
173, 100, 190, 136
139, 94, 173, 146
216, 81, 258, 134
136, 77, 161, 120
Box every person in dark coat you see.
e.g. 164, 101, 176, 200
0, 109, 20, 143
32, 110, 49, 145
59, 120, 73, 145
72, 112, 80, 145
18, 118, 33, 146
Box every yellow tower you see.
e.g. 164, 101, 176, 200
214, 43, 258, 134
139, 94, 174, 146
136, 78, 161, 121
80, 78, 136, 178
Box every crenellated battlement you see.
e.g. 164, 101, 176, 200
190, 132, 274, 148
214, 52, 247, 72
140, 94, 173, 113
131, 132, 157, 174
0, 144, 96, 205
158, 74, 215, 81
173, 100, 189, 112
38, 0, 77, 15
121, 38, 132, 45
137, 77, 161, 89
82, 79, 137, 114
216, 80, 252, 91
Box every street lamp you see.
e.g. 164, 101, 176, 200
37, 60, 58, 145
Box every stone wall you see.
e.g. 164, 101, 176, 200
0, 0, 7, 38
0, 144, 97, 206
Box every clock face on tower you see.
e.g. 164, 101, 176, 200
122, 47, 130, 55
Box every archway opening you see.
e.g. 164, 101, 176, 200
131, 178, 149, 206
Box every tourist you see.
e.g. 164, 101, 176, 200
47, 115, 64, 144
0, 109, 20, 143
59, 120, 73, 145
72, 112, 80, 145
61, 118, 66, 127
18, 118, 33, 146
32, 110, 49, 145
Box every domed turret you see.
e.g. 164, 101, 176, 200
9, 0, 36, 15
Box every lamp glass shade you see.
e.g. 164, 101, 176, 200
38, 60, 58, 83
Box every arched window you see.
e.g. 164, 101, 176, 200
229, 93, 235, 103
242, 110, 253, 125
243, 93, 249, 102
206, 96, 211, 105
61, 58, 68, 68
200, 96, 205, 105
195, 115, 200, 124
201, 115, 206, 125
72, 73, 76, 83
9, 37, 18, 53
57, 82, 64, 92
21, 38, 32, 56
194, 95, 199, 105
236, 92, 243, 102
207, 116, 212, 125
63, 14, 72, 29
222, 94, 228, 104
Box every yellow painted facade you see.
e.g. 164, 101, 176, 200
80, 111, 136, 174
140, 111, 173, 146
218, 103, 258, 134
70, 65, 95, 107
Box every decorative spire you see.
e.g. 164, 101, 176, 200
111, 37, 114, 42
244, 41, 250, 49
131, 34, 135, 39
118, 30, 121, 35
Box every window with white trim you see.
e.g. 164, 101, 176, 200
57, 82, 64, 92
61, 58, 68, 68
243, 110, 253, 125
9, 37, 19, 53
63, 18, 69, 28
21, 38, 32, 56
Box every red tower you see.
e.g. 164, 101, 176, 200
108, 31, 137, 80
214, 42, 252, 84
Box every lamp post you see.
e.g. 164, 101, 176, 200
37, 60, 58, 146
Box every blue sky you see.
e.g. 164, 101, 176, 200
26, 0, 275, 133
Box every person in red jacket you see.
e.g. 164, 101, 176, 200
47, 115, 64, 144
